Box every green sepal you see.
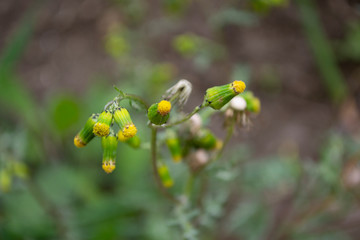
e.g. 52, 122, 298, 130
242, 91, 260, 113
98, 110, 113, 126
165, 130, 182, 162
192, 129, 217, 149
204, 83, 237, 110
113, 107, 133, 130
78, 114, 98, 145
147, 103, 170, 125
125, 135, 141, 149
101, 133, 118, 162
157, 164, 173, 188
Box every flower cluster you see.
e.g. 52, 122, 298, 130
74, 106, 138, 173
74, 79, 258, 182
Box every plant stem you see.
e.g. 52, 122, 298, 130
185, 173, 195, 200
154, 104, 206, 128
150, 127, 179, 204
113, 86, 149, 110
213, 118, 235, 162
124, 93, 149, 110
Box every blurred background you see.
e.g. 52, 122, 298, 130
1, 0, 360, 239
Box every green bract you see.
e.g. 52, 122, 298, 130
148, 103, 170, 125
204, 81, 246, 110
101, 134, 118, 174
74, 113, 98, 147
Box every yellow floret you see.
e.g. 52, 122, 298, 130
163, 179, 174, 188
215, 139, 223, 150
157, 100, 171, 116
74, 135, 86, 148
232, 80, 246, 94
252, 97, 261, 113
93, 123, 110, 137
122, 124, 137, 138
172, 155, 182, 163
117, 130, 129, 142
102, 160, 116, 174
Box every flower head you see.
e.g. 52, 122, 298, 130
93, 111, 112, 137
113, 108, 137, 137
101, 134, 118, 174
74, 114, 98, 147
204, 80, 246, 110
158, 164, 174, 188
148, 102, 170, 125
157, 100, 172, 116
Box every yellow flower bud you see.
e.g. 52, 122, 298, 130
157, 100, 172, 116
101, 134, 118, 174
158, 164, 174, 188
113, 108, 137, 138
74, 114, 98, 147
148, 101, 171, 125
204, 81, 246, 110
93, 111, 112, 137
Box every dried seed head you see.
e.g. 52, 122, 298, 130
230, 96, 247, 111
164, 79, 192, 106
189, 149, 209, 172
189, 113, 202, 134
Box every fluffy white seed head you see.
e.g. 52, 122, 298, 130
189, 113, 202, 134
230, 96, 247, 111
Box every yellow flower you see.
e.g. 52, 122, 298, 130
122, 124, 137, 138
157, 100, 172, 116
102, 160, 116, 174
93, 111, 112, 137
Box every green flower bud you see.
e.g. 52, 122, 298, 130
118, 130, 141, 149
101, 134, 118, 174
242, 91, 261, 113
192, 129, 217, 150
113, 108, 137, 138
157, 164, 174, 188
74, 114, 98, 147
166, 130, 182, 162
204, 81, 246, 110
93, 111, 113, 137
126, 135, 141, 149
147, 100, 171, 125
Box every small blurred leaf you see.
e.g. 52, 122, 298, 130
49, 95, 81, 132
226, 200, 270, 240
173, 33, 200, 57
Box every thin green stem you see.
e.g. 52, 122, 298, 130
154, 104, 206, 128
184, 173, 195, 200
113, 86, 149, 110
212, 118, 235, 162
150, 127, 179, 204
123, 93, 149, 110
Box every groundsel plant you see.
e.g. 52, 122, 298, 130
74, 79, 260, 236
